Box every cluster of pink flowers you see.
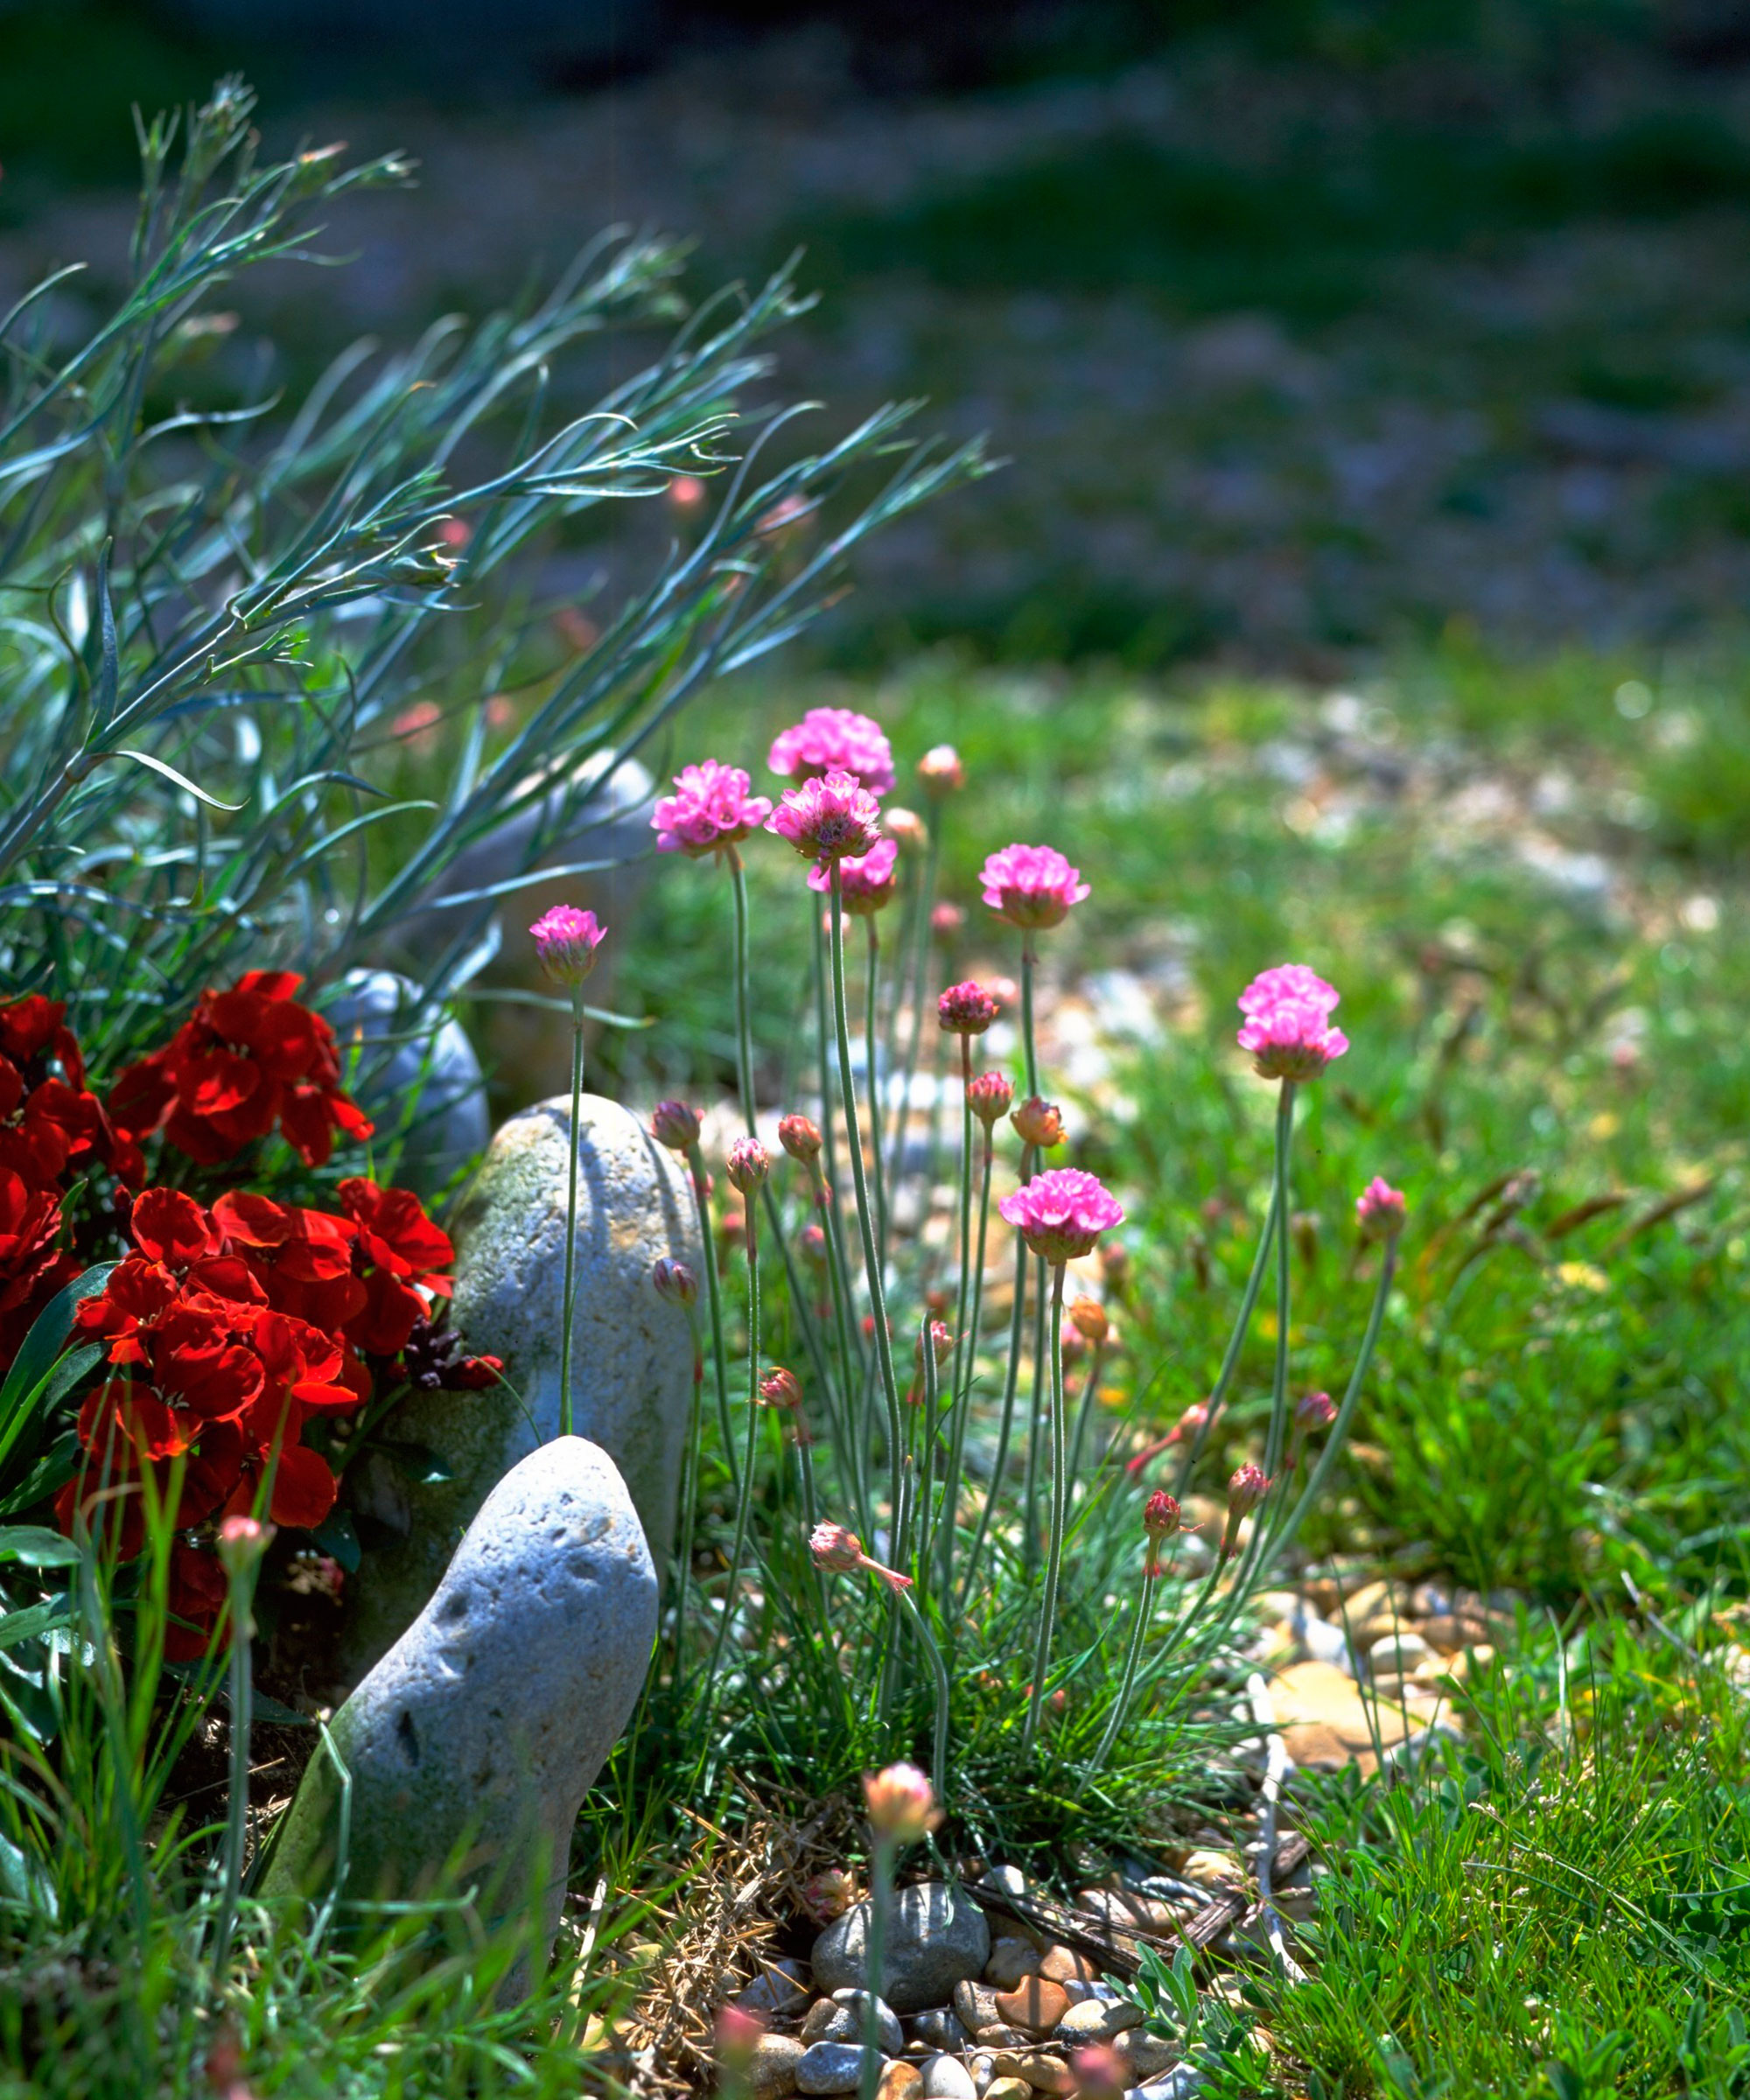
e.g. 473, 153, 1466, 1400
1356, 1174, 1406, 1238
528, 906, 606, 988
979, 844, 1090, 930
651, 760, 772, 858
807, 836, 899, 912
1236, 963, 1348, 1081
766, 769, 883, 865
998, 1166, 1125, 1264
767, 706, 895, 794
937, 981, 1001, 1035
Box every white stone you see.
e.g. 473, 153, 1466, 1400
340, 1094, 699, 1671
262, 1438, 655, 2000
920, 2054, 978, 2100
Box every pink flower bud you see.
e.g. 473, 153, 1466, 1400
810, 1520, 912, 1593
914, 1318, 954, 1370
528, 905, 606, 988
1221, 1461, 1271, 1561
937, 980, 1000, 1035
725, 1137, 770, 1194
1144, 1489, 1181, 1536
916, 744, 966, 797
759, 1366, 803, 1410
863, 1760, 940, 1843
930, 901, 965, 940
884, 806, 928, 850
651, 1256, 697, 1308
1356, 1175, 1407, 1241
798, 1222, 829, 1274
216, 1515, 273, 1578
1067, 1295, 1109, 1346
1010, 1096, 1064, 1149
1295, 1390, 1336, 1432
776, 1116, 820, 1166
651, 1100, 701, 1152
715, 2006, 764, 2068
966, 1070, 1014, 1127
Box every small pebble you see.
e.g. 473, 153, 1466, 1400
912, 2010, 972, 2054
993, 1979, 1069, 2037
1017, 2058, 1076, 2094
1036, 1945, 1096, 1986
796, 2042, 884, 2095
1178, 1851, 1241, 1891
1368, 1629, 1433, 1677
738, 1959, 813, 2016
749, 2034, 805, 2098
1418, 1613, 1489, 1654
920, 2052, 978, 2100
1056, 1998, 1142, 2043
984, 1937, 1042, 1989
1116, 2033, 1179, 2081
954, 1981, 1004, 2033
985, 2082, 1032, 2100
980, 1864, 1029, 1898
978, 2027, 1034, 2049
876, 2064, 923, 2100
830, 1992, 906, 2057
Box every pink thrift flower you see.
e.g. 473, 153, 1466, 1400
1236, 966, 1348, 1081
998, 1166, 1124, 1264
937, 980, 1000, 1035
1356, 1175, 1407, 1240
725, 1136, 770, 1194
650, 1100, 702, 1152
809, 1521, 912, 1593
529, 906, 606, 987
651, 760, 772, 858
966, 1070, 1014, 1126
808, 836, 899, 914
863, 1760, 940, 1842
1221, 1461, 1270, 1561
766, 768, 882, 864
768, 706, 895, 794
979, 843, 1090, 930
916, 745, 966, 797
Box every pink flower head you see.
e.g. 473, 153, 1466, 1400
725, 1136, 770, 1194
966, 1070, 1014, 1126
1356, 1175, 1407, 1240
863, 1760, 940, 1843
931, 901, 965, 940
528, 906, 606, 988
1221, 1461, 1271, 1561
650, 1100, 702, 1152
1295, 1390, 1336, 1431
651, 760, 772, 858
778, 1113, 822, 1164
766, 768, 882, 865
216, 1514, 274, 1577
651, 1255, 698, 1308
809, 1520, 912, 1593
808, 836, 899, 914
998, 1167, 1124, 1265
937, 980, 1000, 1035
1143, 1489, 1181, 1538
979, 844, 1090, 930
916, 745, 966, 797
1236, 966, 1348, 1082
800, 1867, 857, 1923
768, 706, 895, 794
758, 1365, 803, 1409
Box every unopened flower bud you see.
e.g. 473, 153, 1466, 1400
726, 1137, 770, 1194
1011, 1096, 1064, 1149
216, 1515, 274, 1578
938, 980, 1000, 1035
1294, 1390, 1336, 1432
914, 1318, 953, 1370
885, 805, 928, 850
863, 1760, 941, 1843
1144, 1489, 1181, 1537
966, 1070, 1014, 1126
930, 901, 964, 941
651, 1099, 701, 1152
759, 1366, 803, 1410
1221, 1461, 1270, 1561
1356, 1175, 1407, 1241
916, 744, 966, 797
1067, 1295, 1109, 1346
651, 1256, 697, 1308
810, 1522, 864, 1572
528, 905, 606, 988
779, 1113, 822, 1164
799, 1222, 829, 1275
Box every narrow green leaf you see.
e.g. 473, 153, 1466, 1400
0, 1528, 81, 1568
0, 1601, 75, 1651
107, 748, 245, 811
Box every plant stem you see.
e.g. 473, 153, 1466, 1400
938, 1117, 992, 1598
670, 1341, 703, 1681
859, 1839, 892, 2100
1173, 1176, 1281, 1494
1261, 1081, 1298, 1481
865, 917, 889, 1261
1022, 1260, 1068, 1755
688, 1145, 739, 1494
704, 1200, 762, 1699
215, 1574, 254, 1977
555, 992, 585, 1439
728, 848, 757, 1131
811, 906, 842, 1211
1092, 1554, 1158, 1768
895, 1584, 952, 1797
958, 1149, 1032, 1606
1020, 1255, 1047, 1572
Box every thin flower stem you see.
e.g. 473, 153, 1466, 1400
1022, 1260, 1069, 1755
671, 1341, 703, 1679
950, 1038, 974, 1402
1067, 1345, 1108, 1488
214, 1576, 253, 1975
958, 1146, 1033, 1606
858, 1840, 892, 2100
865, 918, 889, 1259
811, 906, 842, 1208
687, 1145, 738, 1495
1174, 1166, 1282, 1495
895, 1584, 952, 1797
1092, 1557, 1157, 1768
1020, 1256, 1047, 1572
810, 1154, 871, 1522
555, 994, 586, 1439
1020, 939, 1040, 1096
729, 847, 757, 1132
704, 1207, 762, 1698
1261, 1081, 1298, 1481
828, 867, 906, 1559
914, 1307, 943, 1613
938, 1124, 993, 1598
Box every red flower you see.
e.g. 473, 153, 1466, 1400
108, 972, 374, 1170
0, 1169, 79, 1362
0, 996, 140, 1196
211, 1190, 364, 1332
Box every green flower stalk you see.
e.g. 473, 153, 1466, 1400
937, 1067, 1009, 1597
528, 905, 606, 1440
654, 1102, 740, 1497
1093, 1490, 1180, 1767
704, 1137, 772, 1698
860, 1760, 942, 2098
214, 1514, 273, 1978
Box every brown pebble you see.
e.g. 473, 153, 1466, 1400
1036, 1944, 1096, 1985
991, 1979, 1069, 2037
876, 2064, 923, 2100
976, 2028, 1034, 2051
1418, 1613, 1490, 1655
748, 2034, 805, 2098
984, 1937, 1042, 1989
985, 2082, 1033, 2100
1017, 2059, 1075, 2094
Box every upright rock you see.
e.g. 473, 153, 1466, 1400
339, 1094, 698, 1674
263, 1437, 656, 1999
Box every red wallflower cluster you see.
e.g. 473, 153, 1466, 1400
58, 1183, 499, 1656
109, 970, 374, 1169
0, 997, 141, 1361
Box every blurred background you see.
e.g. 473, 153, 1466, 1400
11, 0, 1750, 676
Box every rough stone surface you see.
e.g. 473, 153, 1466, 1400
804, 1994, 904, 2057
814, 1883, 991, 2013
1056, 1999, 1143, 2043
323, 970, 489, 1196
993, 1979, 1068, 2037
797, 2043, 886, 2094
1368, 1628, 1433, 1677
262, 1437, 655, 1998
751, 2035, 806, 2097
1016, 2060, 1075, 2094
1037, 1946, 1096, 1986
1115, 2034, 1180, 2082
920, 2054, 978, 2100
1270, 1658, 1422, 1774
877, 2064, 924, 2100
985, 2080, 1033, 2100
953, 1980, 1004, 2032
738, 1958, 813, 2016
340, 1094, 699, 1673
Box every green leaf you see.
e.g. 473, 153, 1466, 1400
0, 1265, 115, 1483
107, 746, 245, 811
0, 1434, 81, 1519
0, 1528, 81, 1568
0, 1600, 76, 1651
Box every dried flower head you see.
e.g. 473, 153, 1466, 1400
1067, 1295, 1109, 1346
778, 1114, 822, 1164
1011, 1096, 1065, 1150
1356, 1175, 1407, 1240
768, 706, 895, 794
766, 769, 883, 865
651, 760, 773, 858
808, 836, 900, 914
800, 1868, 858, 1923
998, 1167, 1125, 1264
528, 906, 606, 989
725, 1137, 770, 1194
651, 1255, 698, 1308
979, 843, 1090, 929
650, 1100, 701, 1152
937, 981, 1000, 1035
916, 745, 966, 797
863, 1760, 941, 1844
1236, 965, 1348, 1081
966, 1070, 1014, 1126
809, 1520, 913, 1593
